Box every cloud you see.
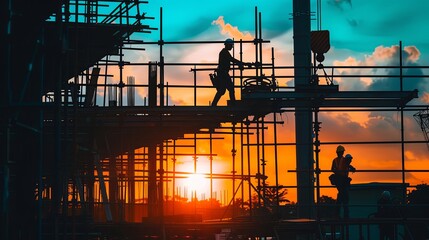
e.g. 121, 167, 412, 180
332, 45, 427, 95
365, 45, 420, 64
328, 0, 352, 10
366, 46, 427, 94
319, 45, 429, 187
123, 16, 268, 107
347, 19, 358, 27
371, 45, 399, 62
421, 92, 429, 104
316, 43, 429, 187
125, 14, 295, 107
157, 16, 294, 106
404, 46, 421, 62
320, 44, 427, 150
212, 16, 253, 41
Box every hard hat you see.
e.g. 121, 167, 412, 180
224, 38, 234, 45
336, 145, 345, 153
345, 154, 353, 159
381, 190, 391, 199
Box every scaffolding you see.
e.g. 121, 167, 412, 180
2, 0, 429, 240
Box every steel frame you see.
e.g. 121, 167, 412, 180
2, 0, 429, 239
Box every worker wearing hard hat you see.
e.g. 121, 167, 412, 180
331, 145, 356, 218
376, 190, 395, 240
211, 38, 252, 106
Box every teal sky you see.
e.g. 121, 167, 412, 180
142, 0, 429, 58
126, 0, 429, 99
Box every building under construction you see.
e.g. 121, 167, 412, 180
1, 0, 429, 239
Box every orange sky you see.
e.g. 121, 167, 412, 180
95, 17, 429, 204
155, 108, 429, 204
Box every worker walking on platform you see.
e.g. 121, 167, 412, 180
331, 145, 356, 218
211, 38, 251, 106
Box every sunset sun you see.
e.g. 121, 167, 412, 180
184, 173, 211, 197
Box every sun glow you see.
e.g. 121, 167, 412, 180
184, 173, 211, 197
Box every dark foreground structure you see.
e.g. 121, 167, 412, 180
1, 0, 429, 239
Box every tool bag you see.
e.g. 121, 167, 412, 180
209, 72, 219, 90
329, 174, 338, 185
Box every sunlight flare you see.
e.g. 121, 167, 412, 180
184, 173, 211, 196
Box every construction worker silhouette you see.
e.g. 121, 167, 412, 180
211, 38, 251, 106
331, 145, 356, 218
376, 191, 396, 240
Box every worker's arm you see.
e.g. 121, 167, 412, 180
331, 159, 337, 173
228, 52, 252, 69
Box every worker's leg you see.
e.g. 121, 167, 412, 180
211, 91, 223, 106
335, 187, 342, 218
212, 73, 228, 106
212, 86, 226, 106
225, 75, 235, 102
336, 179, 348, 218
343, 187, 350, 218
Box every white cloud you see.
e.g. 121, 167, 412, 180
212, 16, 253, 41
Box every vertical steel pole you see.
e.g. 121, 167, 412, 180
172, 141, 176, 214
399, 41, 406, 202
314, 108, 321, 219
256, 121, 261, 207
148, 58, 158, 217
159, 144, 164, 217
258, 12, 263, 77
232, 124, 236, 217
109, 155, 118, 220
159, 8, 165, 106
193, 133, 197, 203
1, 0, 12, 238
54, 4, 64, 239
37, 26, 46, 240
240, 122, 245, 210
119, 46, 124, 106
254, 7, 259, 83
239, 40, 243, 88
193, 65, 197, 106
261, 118, 266, 201
148, 144, 157, 217
128, 150, 135, 221
165, 141, 169, 214
209, 134, 213, 207
149, 62, 158, 106
293, 0, 314, 218
273, 113, 280, 208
